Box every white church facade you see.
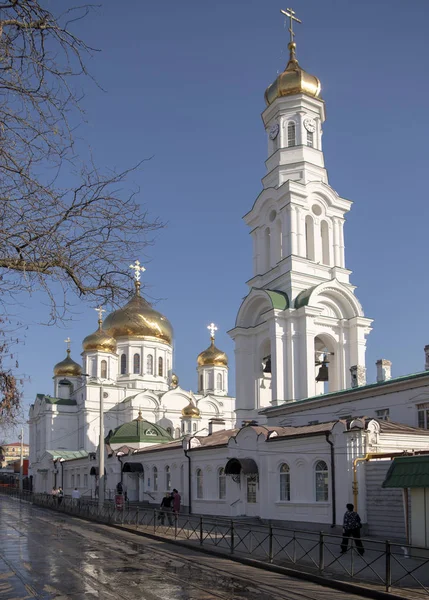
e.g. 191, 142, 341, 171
29, 11, 429, 539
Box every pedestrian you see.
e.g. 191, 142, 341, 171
158, 492, 173, 526
172, 488, 181, 521
51, 487, 58, 504
57, 487, 64, 505
71, 487, 81, 507
116, 481, 123, 495
340, 503, 364, 556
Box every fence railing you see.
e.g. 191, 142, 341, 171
3, 488, 429, 598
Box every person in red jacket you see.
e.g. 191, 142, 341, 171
172, 488, 181, 515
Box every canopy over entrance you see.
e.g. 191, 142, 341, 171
122, 462, 144, 473
90, 466, 106, 476
225, 458, 258, 475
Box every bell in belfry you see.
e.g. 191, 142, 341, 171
316, 361, 329, 382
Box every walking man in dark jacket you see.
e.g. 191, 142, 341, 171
340, 503, 364, 555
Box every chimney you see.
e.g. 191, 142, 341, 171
350, 365, 366, 388
208, 418, 226, 435
376, 359, 392, 383
425, 345, 429, 370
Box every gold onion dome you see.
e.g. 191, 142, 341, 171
82, 320, 117, 354
264, 42, 321, 106
197, 337, 228, 368
103, 281, 173, 345
182, 400, 201, 419
54, 349, 82, 377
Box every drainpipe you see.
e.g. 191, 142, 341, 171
183, 437, 192, 515
325, 433, 336, 527
60, 459, 64, 488
117, 454, 124, 484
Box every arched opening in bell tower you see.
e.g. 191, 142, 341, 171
314, 335, 337, 395
258, 338, 272, 408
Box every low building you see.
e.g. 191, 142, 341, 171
0, 442, 29, 467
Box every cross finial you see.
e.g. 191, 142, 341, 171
64, 337, 71, 352
281, 7, 302, 45
207, 322, 218, 340
95, 306, 105, 325
129, 259, 146, 282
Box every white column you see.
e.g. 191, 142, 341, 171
313, 217, 322, 263
271, 321, 284, 404
333, 217, 340, 266
285, 322, 295, 401
252, 230, 258, 276
339, 219, 345, 268
281, 207, 291, 258
290, 205, 298, 255
296, 207, 306, 257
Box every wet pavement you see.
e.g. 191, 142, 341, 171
0, 496, 373, 599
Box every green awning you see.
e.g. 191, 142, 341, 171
382, 456, 429, 489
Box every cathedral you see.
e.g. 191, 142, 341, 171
29, 10, 429, 537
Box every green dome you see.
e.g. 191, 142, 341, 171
106, 413, 172, 446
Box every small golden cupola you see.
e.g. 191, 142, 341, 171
103, 261, 173, 345
264, 8, 321, 106
54, 338, 82, 377
82, 307, 117, 354
182, 395, 201, 419
197, 323, 228, 368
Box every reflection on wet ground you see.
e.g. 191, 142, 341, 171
0, 497, 367, 599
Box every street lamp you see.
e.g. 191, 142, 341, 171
82, 373, 106, 509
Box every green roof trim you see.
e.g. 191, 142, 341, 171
47, 450, 88, 460
266, 290, 289, 310
106, 417, 172, 445
295, 286, 317, 309
382, 456, 429, 489
261, 370, 429, 414
36, 394, 76, 406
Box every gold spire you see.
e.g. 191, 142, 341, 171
64, 337, 71, 352
197, 323, 228, 367
54, 340, 82, 377
264, 7, 321, 105
207, 322, 218, 341
95, 306, 106, 327
82, 309, 117, 354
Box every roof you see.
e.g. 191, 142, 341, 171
106, 416, 172, 445
373, 420, 429, 435
3, 442, 29, 447
260, 370, 429, 415
382, 455, 429, 488
267, 421, 339, 440
132, 429, 239, 456
46, 450, 88, 461
36, 394, 77, 406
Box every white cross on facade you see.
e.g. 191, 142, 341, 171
207, 323, 218, 339
95, 306, 106, 322
64, 337, 71, 351
129, 259, 146, 282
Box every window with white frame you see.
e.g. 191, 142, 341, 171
133, 353, 140, 374
315, 460, 328, 502
147, 354, 153, 375
216, 373, 223, 390
76, 473, 80, 488
375, 408, 390, 421
153, 467, 158, 491
417, 403, 429, 429
158, 356, 163, 377
307, 131, 314, 147
165, 465, 171, 491
100, 360, 107, 379
71, 473, 75, 487
120, 354, 127, 375
196, 468, 203, 499
218, 468, 226, 499
279, 463, 290, 501
84, 474, 88, 488
287, 121, 296, 147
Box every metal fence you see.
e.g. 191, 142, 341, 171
3, 488, 429, 598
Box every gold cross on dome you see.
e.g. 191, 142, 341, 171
129, 259, 146, 282
207, 323, 218, 339
95, 306, 105, 322
281, 7, 302, 45
64, 337, 71, 351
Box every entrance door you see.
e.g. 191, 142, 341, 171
245, 475, 259, 517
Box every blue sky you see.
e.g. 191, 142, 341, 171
14, 0, 429, 440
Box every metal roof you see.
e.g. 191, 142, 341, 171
382, 455, 429, 489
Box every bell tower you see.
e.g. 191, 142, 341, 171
229, 9, 372, 425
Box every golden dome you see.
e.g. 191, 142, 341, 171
197, 338, 228, 368
264, 42, 321, 106
103, 283, 173, 345
82, 321, 117, 354
54, 350, 82, 377
182, 402, 201, 419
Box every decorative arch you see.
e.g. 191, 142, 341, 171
295, 281, 364, 319
235, 288, 289, 328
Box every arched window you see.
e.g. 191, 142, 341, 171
166, 427, 172, 436
100, 360, 107, 379
158, 357, 163, 376
216, 373, 223, 390
147, 354, 153, 375
321, 221, 330, 265
305, 215, 315, 261
120, 354, 127, 375
199, 374, 203, 392
193, 422, 197, 432
153, 467, 158, 492
133, 353, 140, 374
218, 467, 226, 499
307, 130, 314, 147
279, 463, 290, 501
165, 465, 171, 491
196, 469, 203, 499
315, 460, 328, 502
181, 421, 185, 433
287, 121, 296, 147
264, 227, 271, 271
175, 427, 180, 439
